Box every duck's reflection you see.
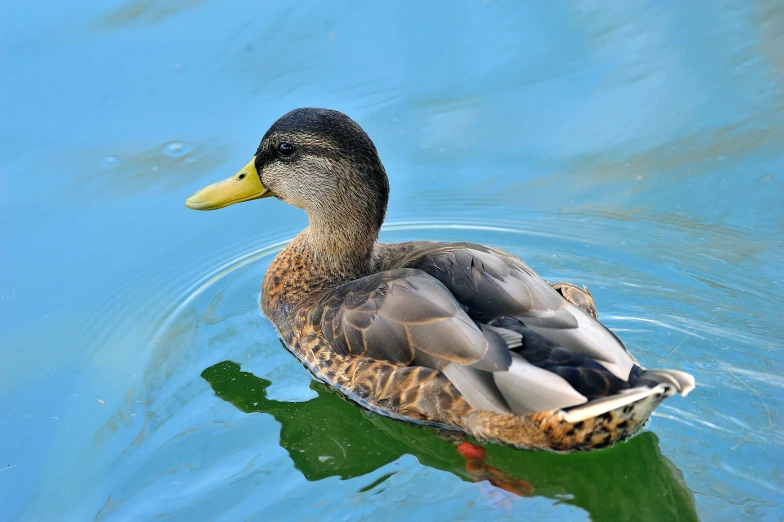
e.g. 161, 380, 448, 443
202, 360, 697, 521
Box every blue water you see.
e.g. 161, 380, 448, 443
1, 1, 782, 520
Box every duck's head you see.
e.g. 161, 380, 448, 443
186, 108, 390, 240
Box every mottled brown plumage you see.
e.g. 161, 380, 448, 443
188, 108, 695, 451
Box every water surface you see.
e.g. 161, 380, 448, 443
1, 1, 782, 520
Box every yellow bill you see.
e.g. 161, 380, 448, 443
185, 156, 274, 210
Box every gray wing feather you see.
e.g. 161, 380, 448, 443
472, 324, 514, 371
328, 269, 490, 366
492, 353, 588, 415
442, 363, 512, 415
522, 302, 635, 380
409, 245, 637, 380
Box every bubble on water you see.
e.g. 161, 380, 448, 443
99, 155, 121, 168
162, 141, 192, 157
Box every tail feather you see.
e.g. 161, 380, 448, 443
560, 368, 696, 424
560, 385, 666, 424
638, 369, 696, 397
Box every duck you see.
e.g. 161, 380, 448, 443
185, 108, 695, 452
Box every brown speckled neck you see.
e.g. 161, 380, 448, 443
262, 227, 378, 323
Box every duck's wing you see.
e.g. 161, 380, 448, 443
319, 268, 487, 368
398, 243, 637, 380
317, 268, 593, 415
317, 264, 693, 418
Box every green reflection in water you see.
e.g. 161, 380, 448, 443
202, 360, 698, 521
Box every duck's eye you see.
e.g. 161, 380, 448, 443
277, 142, 295, 156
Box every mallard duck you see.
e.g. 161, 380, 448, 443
186, 108, 695, 452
